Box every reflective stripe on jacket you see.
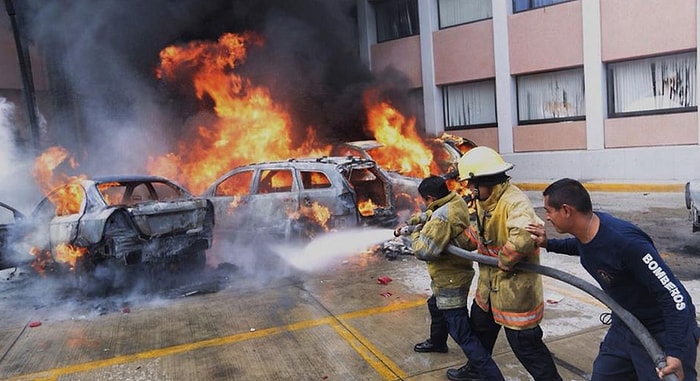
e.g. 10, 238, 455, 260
464, 181, 545, 330
412, 192, 475, 310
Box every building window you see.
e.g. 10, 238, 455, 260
438, 0, 491, 28
374, 0, 419, 43
443, 79, 497, 130
516, 68, 585, 124
608, 51, 697, 117
513, 0, 573, 13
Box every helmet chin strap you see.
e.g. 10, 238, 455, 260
472, 186, 481, 201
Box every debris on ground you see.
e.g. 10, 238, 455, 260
377, 276, 392, 285
380, 236, 413, 260
28, 321, 41, 328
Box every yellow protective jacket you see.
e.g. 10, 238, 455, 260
464, 181, 545, 330
411, 192, 475, 309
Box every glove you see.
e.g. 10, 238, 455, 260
394, 224, 423, 237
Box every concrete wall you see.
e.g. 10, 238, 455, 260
600, 0, 696, 62
508, 1, 583, 75
433, 21, 494, 84
370, 35, 423, 88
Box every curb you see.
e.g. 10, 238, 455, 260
514, 182, 685, 193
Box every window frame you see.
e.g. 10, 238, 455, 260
374, 0, 420, 43
515, 67, 586, 125
442, 79, 498, 131
512, 0, 576, 14
437, 0, 492, 29
606, 51, 698, 119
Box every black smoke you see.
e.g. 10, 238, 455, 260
11, 0, 417, 175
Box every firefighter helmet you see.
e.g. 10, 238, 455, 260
457, 146, 514, 181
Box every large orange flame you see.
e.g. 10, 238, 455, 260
148, 32, 330, 194
362, 91, 440, 178
30, 146, 89, 269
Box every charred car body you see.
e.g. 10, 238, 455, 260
0, 201, 30, 270
203, 156, 398, 241
28, 175, 215, 294
329, 135, 475, 210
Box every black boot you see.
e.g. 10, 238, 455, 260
413, 339, 448, 353
446, 363, 484, 381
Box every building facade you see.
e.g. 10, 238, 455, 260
358, 0, 700, 183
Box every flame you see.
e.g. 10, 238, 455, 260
290, 201, 332, 231
54, 243, 87, 268
363, 90, 438, 178
30, 146, 89, 271
29, 247, 52, 276
358, 199, 377, 217
148, 32, 330, 194
32, 146, 87, 215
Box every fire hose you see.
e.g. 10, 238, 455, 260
442, 243, 679, 381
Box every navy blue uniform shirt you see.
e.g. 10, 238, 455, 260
547, 212, 696, 359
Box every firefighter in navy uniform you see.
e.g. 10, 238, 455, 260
396, 175, 504, 381
451, 147, 563, 381
526, 178, 699, 381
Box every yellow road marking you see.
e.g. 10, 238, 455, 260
4, 299, 425, 381
516, 182, 683, 193
329, 320, 406, 380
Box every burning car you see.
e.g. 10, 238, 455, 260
28, 175, 215, 295
202, 156, 398, 241
329, 134, 476, 210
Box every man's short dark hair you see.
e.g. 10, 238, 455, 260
418, 175, 450, 200
543, 178, 592, 213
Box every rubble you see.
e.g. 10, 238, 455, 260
379, 236, 413, 260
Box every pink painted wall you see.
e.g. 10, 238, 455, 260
451, 127, 499, 150
605, 113, 698, 148
601, 0, 697, 61
513, 120, 587, 152
433, 20, 495, 85
370, 35, 422, 88
508, 1, 583, 74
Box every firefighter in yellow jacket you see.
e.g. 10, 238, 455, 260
397, 175, 504, 381
452, 147, 562, 381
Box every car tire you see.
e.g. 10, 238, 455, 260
685, 182, 692, 210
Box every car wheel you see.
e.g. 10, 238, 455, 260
685, 182, 692, 210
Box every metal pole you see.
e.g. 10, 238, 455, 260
4, 0, 41, 150
444, 244, 679, 381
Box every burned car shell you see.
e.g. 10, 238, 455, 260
30, 176, 214, 288
0, 201, 29, 270
202, 156, 398, 240
330, 140, 467, 210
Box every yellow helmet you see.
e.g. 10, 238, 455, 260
457, 146, 514, 181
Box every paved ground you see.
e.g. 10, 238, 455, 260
0, 190, 697, 381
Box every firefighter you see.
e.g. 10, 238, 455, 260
453, 146, 562, 381
525, 178, 699, 381
395, 175, 504, 381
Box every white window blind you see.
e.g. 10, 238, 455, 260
443, 80, 497, 128
517, 68, 585, 122
609, 52, 697, 115
438, 0, 492, 28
